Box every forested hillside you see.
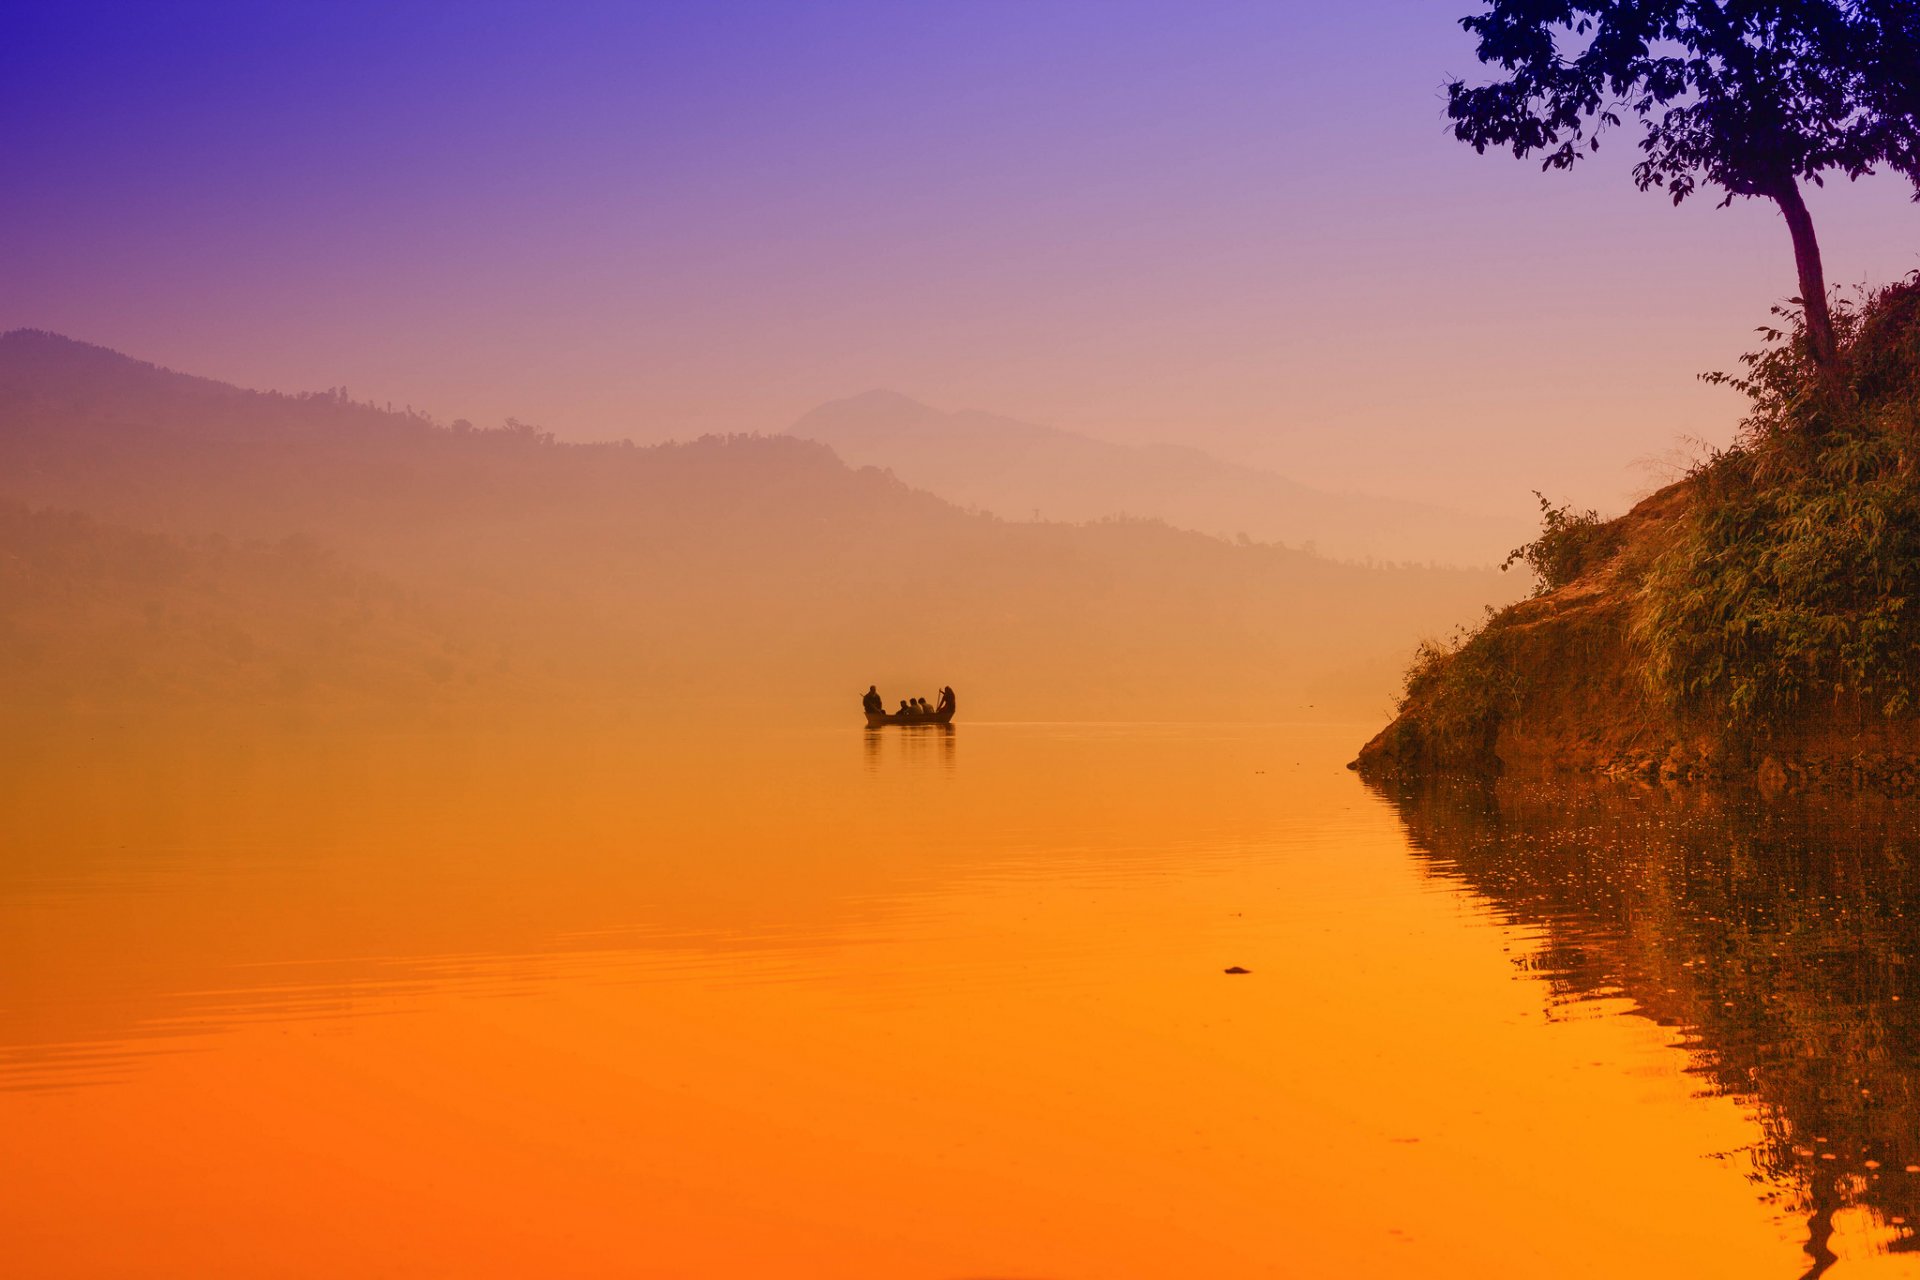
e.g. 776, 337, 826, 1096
0, 331, 1511, 721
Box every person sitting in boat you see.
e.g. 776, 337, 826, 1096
863, 685, 883, 714
898, 699, 913, 715
936, 686, 954, 713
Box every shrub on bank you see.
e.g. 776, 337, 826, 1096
1503, 493, 1623, 597
1638, 278, 1920, 723
1391, 275, 1920, 764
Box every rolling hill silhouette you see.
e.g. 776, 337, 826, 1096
788, 390, 1518, 565
0, 330, 1512, 720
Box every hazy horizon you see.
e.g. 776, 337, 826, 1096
14, 6, 1920, 1276
0, 327, 1515, 725
3, 326, 1527, 563
13, 2, 1919, 523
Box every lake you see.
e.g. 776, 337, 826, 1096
5, 717, 1918, 1277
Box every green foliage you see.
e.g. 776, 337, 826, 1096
1638, 277, 1920, 722
1446, 3, 1896, 203
1398, 613, 1524, 744
1447, 3, 1920, 368
1501, 492, 1623, 596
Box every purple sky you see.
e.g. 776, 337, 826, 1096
8, 1, 1918, 518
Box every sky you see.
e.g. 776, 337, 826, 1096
8, 0, 1919, 520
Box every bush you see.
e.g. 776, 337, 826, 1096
1502, 492, 1623, 595
1398, 614, 1524, 743
1636, 277, 1920, 723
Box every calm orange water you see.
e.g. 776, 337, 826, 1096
4, 717, 1916, 1277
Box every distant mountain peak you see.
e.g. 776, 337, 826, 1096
791, 389, 946, 438
2, 327, 156, 368
0, 328, 242, 402
791, 390, 1083, 451
829, 388, 935, 413
3, 327, 95, 347
786, 390, 1523, 566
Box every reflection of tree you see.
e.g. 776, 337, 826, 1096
1370, 776, 1920, 1278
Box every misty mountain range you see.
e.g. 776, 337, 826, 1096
788, 390, 1518, 566
0, 330, 1512, 720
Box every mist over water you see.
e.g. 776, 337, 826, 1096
13, 1, 1920, 1273
7, 713, 1913, 1277
3, 322, 1913, 1277
0, 330, 1513, 725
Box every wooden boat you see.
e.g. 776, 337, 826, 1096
866, 703, 955, 727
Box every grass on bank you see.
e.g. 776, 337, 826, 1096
1402, 275, 1920, 743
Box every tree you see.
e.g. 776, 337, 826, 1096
1446, 2, 1920, 373
1855, 2, 1920, 184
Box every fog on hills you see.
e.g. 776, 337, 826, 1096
0, 331, 1515, 722
789, 390, 1523, 566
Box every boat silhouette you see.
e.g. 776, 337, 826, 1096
867, 688, 955, 727
866, 704, 955, 728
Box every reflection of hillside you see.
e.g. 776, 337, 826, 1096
0, 719, 1308, 1091
1372, 776, 1920, 1277
0, 331, 1510, 719
0, 502, 481, 710
0, 720, 965, 1088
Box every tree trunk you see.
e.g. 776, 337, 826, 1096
1771, 177, 1838, 370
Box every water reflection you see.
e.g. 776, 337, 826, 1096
1371, 774, 1920, 1278
863, 723, 956, 771
5, 719, 1879, 1277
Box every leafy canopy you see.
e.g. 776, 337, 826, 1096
1447, 3, 1916, 205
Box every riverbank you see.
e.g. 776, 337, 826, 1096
1356, 279, 1920, 793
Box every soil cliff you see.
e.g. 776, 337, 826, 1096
1355, 279, 1920, 792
